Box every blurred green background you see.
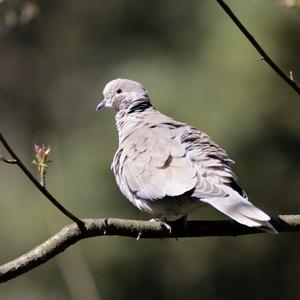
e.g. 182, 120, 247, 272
0, 0, 300, 299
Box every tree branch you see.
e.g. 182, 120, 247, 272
216, 0, 300, 96
0, 132, 84, 227
0, 214, 299, 283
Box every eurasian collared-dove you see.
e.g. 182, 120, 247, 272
97, 78, 277, 233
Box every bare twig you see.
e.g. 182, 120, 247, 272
216, 0, 300, 96
0, 155, 17, 164
0, 215, 299, 283
0, 132, 84, 227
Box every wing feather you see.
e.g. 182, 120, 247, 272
116, 124, 198, 201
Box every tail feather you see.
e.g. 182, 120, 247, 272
201, 193, 278, 234
257, 221, 278, 234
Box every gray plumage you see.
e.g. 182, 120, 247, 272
97, 78, 277, 233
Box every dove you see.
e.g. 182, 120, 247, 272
97, 78, 277, 234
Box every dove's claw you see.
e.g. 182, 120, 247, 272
149, 218, 172, 233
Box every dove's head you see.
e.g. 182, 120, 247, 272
97, 78, 150, 112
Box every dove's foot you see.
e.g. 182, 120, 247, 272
149, 217, 172, 233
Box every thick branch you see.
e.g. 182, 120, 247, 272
0, 132, 84, 227
0, 215, 299, 283
216, 0, 300, 96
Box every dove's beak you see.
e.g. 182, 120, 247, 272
96, 99, 107, 111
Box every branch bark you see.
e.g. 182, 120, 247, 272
0, 214, 299, 283
216, 0, 300, 96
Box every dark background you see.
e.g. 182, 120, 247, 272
0, 1, 299, 299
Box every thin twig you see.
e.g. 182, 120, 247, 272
216, 0, 300, 96
0, 215, 299, 283
0, 132, 84, 227
0, 155, 17, 164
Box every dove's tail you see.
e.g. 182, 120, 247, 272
201, 192, 278, 234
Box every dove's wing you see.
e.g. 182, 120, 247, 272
180, 128, 239, 196
114, 121, 197, 201
114, 117, 233, 202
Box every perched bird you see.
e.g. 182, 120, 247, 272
97, 78, 277, 233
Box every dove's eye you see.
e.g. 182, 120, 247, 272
116, 88, 122, 94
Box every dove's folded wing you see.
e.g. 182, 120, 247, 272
119, 125, 197, 201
